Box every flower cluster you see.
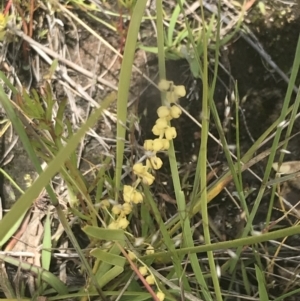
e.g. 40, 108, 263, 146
138, 265, 165, 301
105, 80, 186, 301
125, 247, 164, 300
107, 80, 186, 232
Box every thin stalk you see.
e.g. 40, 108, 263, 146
156, 0, 203, 293
115, 0, 148, 196
198, 1, 222, 300
156, 0, 166, 80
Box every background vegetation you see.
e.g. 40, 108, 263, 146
0, 0, 300, 300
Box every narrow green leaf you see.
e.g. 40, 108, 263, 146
115, 0, 148, 195
241, 261, 251, 295
90, 249, 126, 267
97, 266, 124, 289
168, 3, 181, 46
96, 241, 125, 279
83, 226, 125, 241
255, 265, 269, 301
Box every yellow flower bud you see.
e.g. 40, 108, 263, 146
142, 172, 155, 185
166, 91, 178, 103
152, 138, 164, 151
170, 105, 182, 119
118, 217, 129, 229
155, 118, 168, 130
147, 156, 163, 170
157, 106, 170, 118
133, 163, 147, 176
99, 199, 110, 208
165, 127, 177, 140
156, 291, 165, 301
146, 245, 155, 255
122, 203, 132, 215
146, 275, 155, 285
152, 124, 164, 136
139, 266, 148, 276
112, 205, 122, 215
132, 190, 143, 204
174, 85, 186, 97
128, 251, 136, 261
144, 139, 153, 151
158, 79, 171, 91
123, 185, 134, 203
108, 221, 119, 229
161, 139, 170, 150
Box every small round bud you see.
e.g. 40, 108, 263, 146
155, 118, 168, 130
146, 245, 155, 255
123, 185, 134, 203
122, 203, 132, 215
152, 139, 164, 151
139, 266, 148, 276
132, 190, 143, 204
142, 172, 155, 185
99, 199, 110, 208
165, 127, 177, 140
152, 124, 164, 136
170, 105, 182, 119
144, 139, 154, 151
108, 221, 119, 229
157, 106, 170, 118
161, 139, 170, 150
133, 163, 147, 176
118, 217, 129, 229
174, 85, 186, 97
127, 251, 136, 261
166, 91, 178, 103
156, 291, 165, 301
112, 205, 122, 215
158, 79, 171, 91
146, 275, 155, 285
148, 156, 163, 170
